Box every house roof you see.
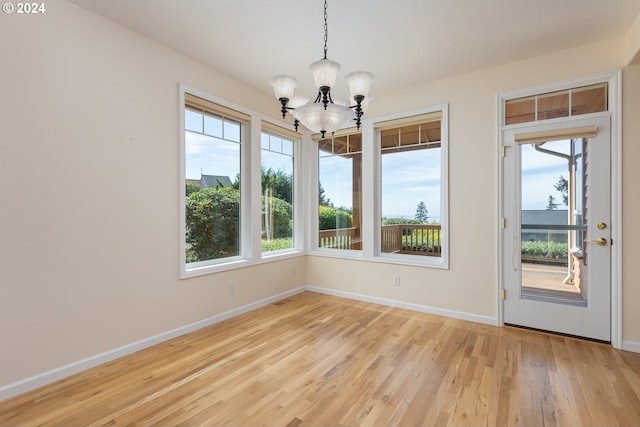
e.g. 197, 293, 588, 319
68, 0, 640, 107
522, 210, 569, 226
200, 175, 232, 189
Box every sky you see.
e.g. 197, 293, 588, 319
520, 140, 571, 210
185, 132, 240, 180
319, 148, 442, 222
185, 111, 571, 225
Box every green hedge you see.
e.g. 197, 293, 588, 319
185, 187, 239, 262
319, 205, 352, 230
261, 238, 293, 252
521, 241, 568, 259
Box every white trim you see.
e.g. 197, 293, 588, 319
301, 131, 314, 253
368, 104, 450, 269
499, 71, 619, 107
0, 287, 306, 402
496, 70, 622, 348
306, 286, 498, 326
179, 83, 303, 279
609, 70, 623, 350
3, 281, 636, 403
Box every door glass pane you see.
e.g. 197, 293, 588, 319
520, 139, 588, 307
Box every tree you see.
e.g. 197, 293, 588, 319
415, 201, 429, 223
262, 195, 292, 239
185, 186, 240, 262
262, 167, 292, 204
546, 195, 559, 210
554, 176, 568, 206
185, 181, 201, 196
318, 182, 332, 207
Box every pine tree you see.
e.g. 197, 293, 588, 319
415, 201, 429, 223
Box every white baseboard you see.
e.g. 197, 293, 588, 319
622, 340, 640, 353
0, 287, 306, 402
306, 286, 499, 326
6, 285, 634, 402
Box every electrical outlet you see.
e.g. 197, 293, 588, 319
291, 267, 296, 276
228, 281, 235, 294
393, 275, 400, 286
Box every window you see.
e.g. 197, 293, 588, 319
182, 93, 248, 269
261, 125, 296, 253
505, 83, 607, 125
378, 111, 447, 262
317, 132, 362, 250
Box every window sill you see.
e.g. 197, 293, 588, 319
308, 249, 448, 270
181, 250, 305, 279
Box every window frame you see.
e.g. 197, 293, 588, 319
371, 105, 449, 269
307, 104, 449, 269
259, 125, 299, 256
179, 84, 303, 279
314, 129, 364, 254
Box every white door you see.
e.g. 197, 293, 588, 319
502, 116, 611, 341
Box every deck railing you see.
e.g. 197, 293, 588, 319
318, 227, 359, 249
319, 224, 442, 256
382, 224, 442, 256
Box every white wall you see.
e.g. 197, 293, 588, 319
307, 38, 640, 348
0, 1, 305, 389
1, 0, 639, 396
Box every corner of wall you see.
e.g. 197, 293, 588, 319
625, 12, 640, 65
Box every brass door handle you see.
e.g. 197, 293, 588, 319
590, 237, 608, 246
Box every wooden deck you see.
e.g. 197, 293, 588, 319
1, 292, 639, 426
521, 262, 586, 306
522, 262, 577, 293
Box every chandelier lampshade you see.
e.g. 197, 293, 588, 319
309, 59, 341, 89
269, 75, 297, 101
269, 0, 374, 137
345, 71, 375, 101
291, 102, 354, 134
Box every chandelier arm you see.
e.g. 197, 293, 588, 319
351, 94, 365, 129
278, 97, 289, 119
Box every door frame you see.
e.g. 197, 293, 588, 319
496, 70, 622, 348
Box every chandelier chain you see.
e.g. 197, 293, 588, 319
323, 0, 328, 59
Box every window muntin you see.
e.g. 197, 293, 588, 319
318, 132, 362, 250
261, 131, 295, 253
184, 96, 244, 267
505, 83, 607, 125
379, 117, 443, 258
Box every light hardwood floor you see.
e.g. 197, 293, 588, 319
1, 291, 639, 426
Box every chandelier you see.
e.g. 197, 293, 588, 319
269, 0, 374, 138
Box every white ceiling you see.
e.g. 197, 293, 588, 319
69, 0, 640, 101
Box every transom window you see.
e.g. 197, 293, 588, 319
505, 83, 607, 125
